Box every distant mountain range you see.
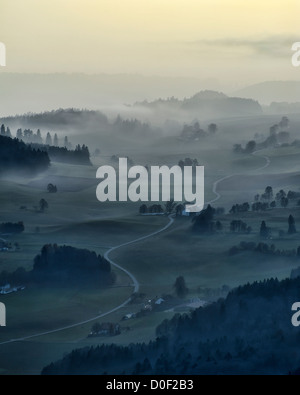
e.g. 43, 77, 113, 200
235, 81, 300, 105
0, 73, 211, 117
135, 90, 263, 119
1, 72, 299, 119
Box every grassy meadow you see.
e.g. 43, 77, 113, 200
1, 128, 300, 374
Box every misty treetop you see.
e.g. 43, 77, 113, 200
234, 117, 291, 154
135, 90, 262, 119
0, 135, 50, 175
180, 122, 219, 142
37, 144, 92, 166
1, 109, 158, 138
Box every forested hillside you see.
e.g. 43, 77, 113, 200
42, 275, 300, 375
0, 135, 50, 175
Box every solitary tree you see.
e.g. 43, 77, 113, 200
281, 197, 289, 208
34, 129, 42, 144
175, 204, 185, 217
208, 123, 218, 135
53, 133, 59, 147
47, 184, 57, 193
276, 190, 286, 201
6, 127, 12, 138
64, 136, 70, 149
46, 132, 52, 146
39, 199, 49, 212
260, 221, 270, 238
174, 276, 189, 299
245, 141, 256, 154
288, 215, 297, 234
265, 186, 273, 201
0, 124, 5, 136
165, 199, 177, 215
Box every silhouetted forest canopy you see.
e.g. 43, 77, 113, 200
0, 245, 115, 287
30, 143, 92, 165
42, 275, 300, 375
136, 91, 262, 117
0, 135, 50, 175
1, 109, 157, 137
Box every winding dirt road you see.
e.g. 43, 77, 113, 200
0, 150, 270, 345
0, 216, 175, 345
208, 150, 271, 205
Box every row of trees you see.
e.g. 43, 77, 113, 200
181, 122, 218, 141
139, 200, 186, 216
139, 204, 164, 214
42, 275, 300, 375
15, 128, 73, 149
178, 158, 199, 169
230, 220, 252, 234
259, 215, 296, 239
1, 124, 73, 150
29, 144, 91, 166
229, 241, 300, 258
113, 115, 153, 136
192, 203, 297, 238
234, 117, 290, 154
229, 187, 300, 215
254, 187, 300, 208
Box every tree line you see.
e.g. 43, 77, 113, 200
0, 135, 50, 175
181, 122, 218, 141
229, 241, 300, 258
1, 124, 73, 149
32, 144, 92, 166
233, 117, 290, 154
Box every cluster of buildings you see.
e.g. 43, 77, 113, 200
89, 322, 121, 337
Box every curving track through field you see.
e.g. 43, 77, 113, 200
0, 150, 270, 345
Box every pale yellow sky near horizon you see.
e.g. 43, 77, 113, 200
1, 0, 300, 86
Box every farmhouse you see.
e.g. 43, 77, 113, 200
89, 322, 121, 337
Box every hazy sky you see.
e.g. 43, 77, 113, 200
1, 0, 300, 86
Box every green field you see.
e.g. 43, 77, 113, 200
1, 134, 300, 374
